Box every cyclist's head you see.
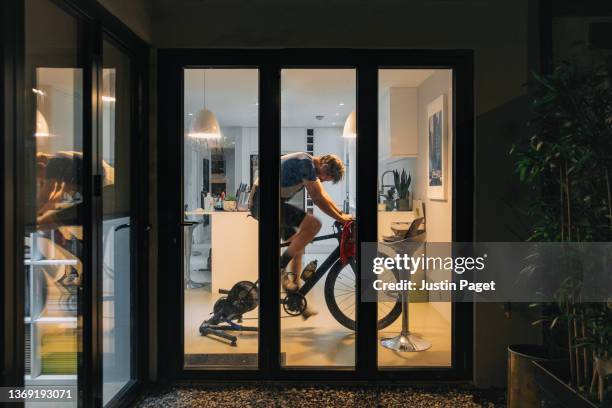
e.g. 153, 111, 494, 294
318, 154, 345, 184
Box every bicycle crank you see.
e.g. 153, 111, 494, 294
282, 292, 307, 316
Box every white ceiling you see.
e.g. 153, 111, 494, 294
184, 68, 436, 129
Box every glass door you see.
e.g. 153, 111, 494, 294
278, 69, 357, 368
182, 68, 260, 369
101, 36, 135, 405
23, 0, 84, 403
376, 69, 453, 369
156, 50, 472, 381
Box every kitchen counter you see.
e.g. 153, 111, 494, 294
185, 210, 258, 297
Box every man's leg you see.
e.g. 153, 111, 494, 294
280, 213, 321, 292
285, 214, 321, 261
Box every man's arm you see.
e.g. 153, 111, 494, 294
304, 179, 352, 222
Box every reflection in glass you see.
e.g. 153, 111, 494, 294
279, 69, 357, 368
183, 69, 259, 368
24, 0, 82, 401
377, 69, 452, 368
102, 39, 133, 405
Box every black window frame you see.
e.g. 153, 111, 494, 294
1, 0, 150, 406
157, 48, 474, 382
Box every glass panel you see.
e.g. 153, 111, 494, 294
183, 69, 259, 369
24, 0, 82, 402
102, 38, 133, 404
377, 69, 452, 368
279, 69, 357, 368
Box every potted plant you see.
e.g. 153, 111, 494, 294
393, 169, 412, 211
512, 62, 612, 406
223, 194, 237, 211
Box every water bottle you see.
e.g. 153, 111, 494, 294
300, 260, 318, 282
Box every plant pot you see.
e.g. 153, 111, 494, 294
396, 198, 410, 211
533, 360, 598, 408
223, 200, 237, 211
507, 344, 559, 408
595, 356, 612, 403
385, 199, 394, 211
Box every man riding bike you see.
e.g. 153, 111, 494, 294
249, 152, 353, 298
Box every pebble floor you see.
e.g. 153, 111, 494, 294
136, 384, 505, 407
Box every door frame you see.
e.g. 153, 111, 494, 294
157, 48, 474, 382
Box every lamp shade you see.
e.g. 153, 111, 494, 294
342, 110, 356, 138
35, 110, 53, 137
188, 107, 221, 139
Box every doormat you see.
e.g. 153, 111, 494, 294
185, 353, 286, 367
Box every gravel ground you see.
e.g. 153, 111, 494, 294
136, 384, 505, 408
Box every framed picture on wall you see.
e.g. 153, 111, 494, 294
427, 94, 447, 201
250, 154, 258, 187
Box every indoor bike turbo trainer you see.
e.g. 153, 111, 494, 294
199, 221, 403, 346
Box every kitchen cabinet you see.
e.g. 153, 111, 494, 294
379, 87, 418, 160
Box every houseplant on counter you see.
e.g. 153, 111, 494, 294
393, 169, 412, 211
223, 194, 237, 211
512, 62, 612, 406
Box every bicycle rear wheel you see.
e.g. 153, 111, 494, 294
324, 258, 401, 331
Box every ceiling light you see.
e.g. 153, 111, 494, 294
342, 111, 356, 138
188, 70, 221, 139
338, 102, 345, 107
188, 108, 221, 139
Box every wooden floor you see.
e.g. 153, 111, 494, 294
183, 251, 451, 369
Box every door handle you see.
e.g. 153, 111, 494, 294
180, 221, 199, 227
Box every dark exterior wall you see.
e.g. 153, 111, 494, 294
97, 0, 548, 387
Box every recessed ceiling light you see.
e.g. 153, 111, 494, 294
338, 103, 344, 107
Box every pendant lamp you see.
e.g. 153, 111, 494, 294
35, 110, 53, 137
188, 70, 221, 139
342, 110, 356, 138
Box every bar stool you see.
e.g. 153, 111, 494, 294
379, 217, 431, 352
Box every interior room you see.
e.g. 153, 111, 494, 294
182, 68, 453, 369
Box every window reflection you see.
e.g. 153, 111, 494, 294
24, 0, 83, 397
102, 38, 133, 405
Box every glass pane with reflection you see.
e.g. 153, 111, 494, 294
24, 0, 83, 402
102, 38, 133, 405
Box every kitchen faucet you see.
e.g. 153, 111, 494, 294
379, 170, 396, 202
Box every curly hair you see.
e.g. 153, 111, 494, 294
319, 154, 345, 184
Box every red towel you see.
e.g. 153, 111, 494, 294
340, 221, 356, 265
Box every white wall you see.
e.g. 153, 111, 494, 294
415, 70, 453, 323
415, 70, 453, 243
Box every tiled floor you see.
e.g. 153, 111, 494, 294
137, 384, 505, 408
